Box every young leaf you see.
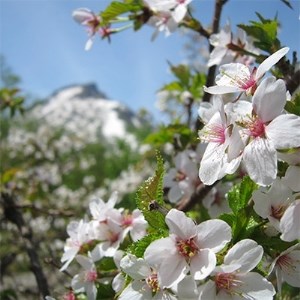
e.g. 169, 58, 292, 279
135, 151, 168, 230
101, 1, 142, 23
228, 176, 258, 215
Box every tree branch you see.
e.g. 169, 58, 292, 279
1, 192, 50, 298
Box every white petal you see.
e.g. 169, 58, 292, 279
76, 255, 94, 270
112, 273, 125, 293
118, 282, 146, 300
204, 85, 241, 95
242, 138, 277, 186
282, 166, 300, 192
196, 219, 231, 252
252, 190, 271, 218
176, 275, 199, 299
144, 237, 177, 266
198, 280, 217, 300
172, 4, 187, 23
72, 8, 94, 24
266, 114, 300, 149
224, 239, 263, 273
165, 209, 197, 239
280, 200, 300, 242
158, 254, 188, 288
168, 184, 184, 203
190, 249, 216, 280
207, 47, 227, 67
256, 47, 289, 79
235, 272, 275, 299
252, 77, 286, 122
278, 250, 300, 287
120, 254, 151, 280
85, 38, 94, 51
199, 143, 227, 185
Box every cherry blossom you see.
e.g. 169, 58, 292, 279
198, 96, 242, 185
205, 47, 289, 96
147, 11, 178, 40
71, 253, 98, 300
268, 243, 300, 293
198, 239, 275, 299
252, 178, 294, 232
144, 0, 193, 23
279, 199, 300, 242
164, 149, 200, 203
119, 254, 177, 299
144, 209, 231, 288
60, 220, 92, 271
72, 8, 102, 50
233, 77, 300, 186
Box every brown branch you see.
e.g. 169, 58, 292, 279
1, 192, 50, 298
286, 69, 300, 95
176, 182, 217, 212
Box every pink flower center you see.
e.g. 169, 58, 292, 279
215, 272, 241, 292
242, 116, 265, 138
176, 237, 198, 258
200, 124, 226, 144
175, 170, 187, 181
276, 254, 294, 272
271, 205, 286, 220
122, 214, 133, 227
109, 231, 120, 244
146, 273, 160, 293
85, 270, 98, 282
63, 291, 76, 300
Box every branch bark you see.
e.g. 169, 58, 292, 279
1, 192, 50, 298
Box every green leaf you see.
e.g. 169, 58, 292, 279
127, 230, 167, 257
238, 14, 280, 52
144, 124, 196, 149
101, 1, 142, 23
285, 93, 300, 116
160, 81, 184, 92
135, 151, 167, 230
279, 0, 293, 9
168, 63, 191, 87
228, 176, 258, 215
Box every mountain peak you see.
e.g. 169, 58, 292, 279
50, 83, 107, 101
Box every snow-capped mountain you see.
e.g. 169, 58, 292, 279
30, 83, 143, 146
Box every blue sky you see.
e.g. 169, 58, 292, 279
1, 0, 299, 120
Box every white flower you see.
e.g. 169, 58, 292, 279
279, 199, 300, 242
144, 0, 193, 23
89, 191, 120, 223
208, 23, 232, 67
119, 254, 177, 299
72, 8, 101, 50
60, 220, 92, 271
268, 243, 300, 292
252, 178, 294, 232
147, 11, 178, 40
199, 239, 275, 299
71, 253, 98, 300
235, 77, 300, 186
202, 182, 232, 218
91, 219, 124, 257
144, 209, 231, 287
164, 150, 200, 203
205, 47, 289, 95
282, 166, 300, 192
198, 96, 242, 185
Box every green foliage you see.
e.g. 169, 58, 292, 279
144, 123, 197, 149
0, 88, 24, 117
228, 176, 258, 215
135, 152, 168, 230
101, 1, 143, 24
238, 13, 280, 52
285, 93, 300, 116
220, 176, 258, 242
127, 231, 167, 257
